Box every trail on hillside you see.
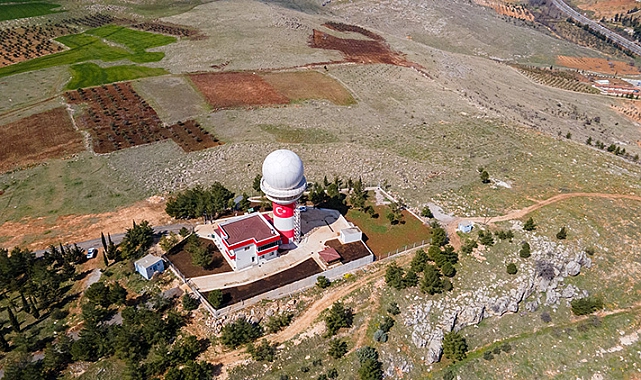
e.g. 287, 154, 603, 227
446, 192, 641, 248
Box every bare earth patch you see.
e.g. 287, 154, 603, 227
261, 71, 355, 105
0, 107, 84, 173
0, 197, 172, 250
573, 0, 640, 19
556, 55, 640, 75
472, 0, 534, 21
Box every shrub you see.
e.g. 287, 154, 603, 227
556, 227, 568, 240
373, 329, 388, 343
387, 302, 401, 315
300, 366, 310, 373
519, 242, 531, 258
247, 340, 276, 362
540, 312, 552, 323
182, 294, 200, 311
571, 297, 604, 316
402, 270, 418, 288
492, 346, 502, 355
312, 358, 322, 367
443, 370, 455, 380
483, 351, 493, 361
478, 230, 494, 246
584, 247, 595, 256
410, 249, 429, 273
442, 331, 467, 362
506, 263, 518, 275
441, 262, 456, 277
324, 302, 353, 337
327, 368, 338, 379
442, 278, 453, 292
328, 338, 348, 359
421, 206, 433, 218
265, 313, 293, 334
379, 316, 394, 333
220, 318, 263, 349
385, 262, 405, 290
501, 343, 511, 353
460, 239, 478, 255
207, 289, 223, 309
523, 217, 536, 231
356, 346, 379, 363
316, 276, 331, 289
480, 170, 490, 183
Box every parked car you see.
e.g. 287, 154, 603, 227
86, 248, 98, 259
298, 205, 307, 212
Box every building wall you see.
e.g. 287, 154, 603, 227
234, 244, 257, 270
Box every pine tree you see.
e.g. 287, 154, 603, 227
519, 242, 531, 258
102, 249, 109, 268
420, 264, 443, 295
7, 306, 20, 332
442, 331, 468, 362
523, 217, 536, 231
20, 292, 30, 314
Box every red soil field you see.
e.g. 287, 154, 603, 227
65, 82, 221, 153
309, 22, 425, 71
203, 258, 322, 308
0, 107, 83, 173
165, 237, 232, 278
189, 72, 290, 110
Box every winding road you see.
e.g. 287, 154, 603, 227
551, 0, 641, 57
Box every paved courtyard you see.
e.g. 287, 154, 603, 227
191, 208, 351, 292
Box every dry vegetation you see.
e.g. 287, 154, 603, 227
514, 65, 600, 94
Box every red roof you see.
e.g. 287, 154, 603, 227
318, 246, 342, 264
218, 214, 278, 246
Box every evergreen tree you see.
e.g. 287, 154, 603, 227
207, 289, 223, 309
523, 217, 536, 231
420, 265, 443, 295
120, 220, 154, 260
253, 174, 263, 194
410, 249, 429, 273
7, 305, 20, 332
20, 292, 31, 314
442, 331, 468, 362
101, 232, 108, 256
430, 226, 448, 247
328, 338, 348, 359
385, 262, 405, 290
420, 206, 433, 218
102, 249, 109, 268
402, 270, 418, 288
350, 178, 367, 209
324, 302, 353, 337
519, 242, 531, 258
441, 262, 456, 277
480, 170, 490, 183
506, 263, 518, 275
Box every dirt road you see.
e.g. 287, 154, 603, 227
447, 192, 641, 249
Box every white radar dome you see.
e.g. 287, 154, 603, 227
262, 149, 305, 190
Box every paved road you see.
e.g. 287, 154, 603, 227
34, 222, 196, 257
551, 0, 641, 57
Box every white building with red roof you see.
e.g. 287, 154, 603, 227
211, 213, 281, 270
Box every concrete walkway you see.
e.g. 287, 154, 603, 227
191, 209, 351, 292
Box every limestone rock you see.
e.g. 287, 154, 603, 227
565, 261, 581, 276
525, 299, 540, 312
426, 328, 444, 364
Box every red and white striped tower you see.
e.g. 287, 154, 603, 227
260, 150, 307, 245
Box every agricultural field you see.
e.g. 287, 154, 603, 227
0, 23, 76, 67
64, 82, 221, 153
514, 65, 600, 94
67, 62, 167, 89
189, 70, 354, 110
556, 55, 641, 75
0, 1, 63, 22
0, 25, 176, 82
0, 107, 83, 172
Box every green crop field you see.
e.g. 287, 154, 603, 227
0, 27, 175, 84
0, 2, 62, 21
67, 63, 168, 89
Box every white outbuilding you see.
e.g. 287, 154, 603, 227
134, 254, 165, 280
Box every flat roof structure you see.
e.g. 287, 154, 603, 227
218, 213, 279, 247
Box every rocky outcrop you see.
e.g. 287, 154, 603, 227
403, 235, 593, 364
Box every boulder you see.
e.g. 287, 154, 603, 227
426, 328, 444, 364
525, 299, 540, 312
561, 284, 578, 299
456, 305, 485, 329
545, 290, 559, 306
566, 261, 581, 276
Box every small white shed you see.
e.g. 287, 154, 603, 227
134, 254, 165, 280
339, 227, 362, 244
458, 222, 474, 233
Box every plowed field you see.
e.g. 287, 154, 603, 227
556, 55, 640, 75
0, 107, 83, 173
189, 70, 355, 109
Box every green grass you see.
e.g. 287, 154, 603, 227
0, 2, 62, 21
260, 124, 339, 144
0, 27, 175, 81
67, 63, 168, 89
345, 198, 431, 257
